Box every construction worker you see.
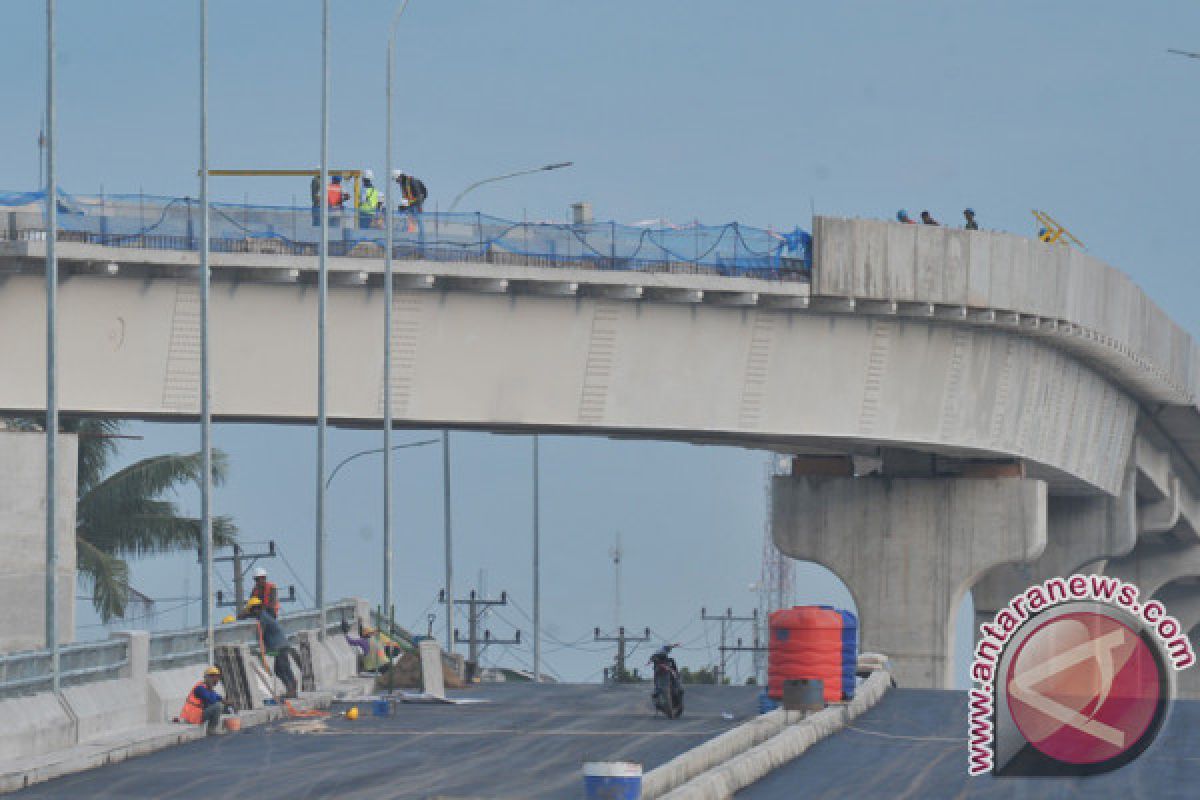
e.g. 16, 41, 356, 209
963, 208, 979, 230
310, 173, 321, 226
249, 567, 280, 618
392, 169, 427, 214
358, 170, 383, 229
920, 210, 940, 226
341, 619, 392, 672
239, 597, 301, 698
896, 210, 916, 225
327, 174, 349, 210
179, 666, 231, 734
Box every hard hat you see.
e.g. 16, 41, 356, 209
205, 666, 221, 676
392, 169, 404, 180
246, 597, 262, 607
253, 567, 267, 578
964, 208, 975, 215
362, 626, 377, 637
363, 169, 374, 181
346, 706, 359, 721
221, 615, 235, 624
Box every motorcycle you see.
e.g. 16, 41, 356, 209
650, 643, 684, 719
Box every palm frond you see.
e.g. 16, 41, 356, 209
79, 451, 229, 526
82, 512, 239, 558
76, 536, 130, 622
64, 418, 125, 495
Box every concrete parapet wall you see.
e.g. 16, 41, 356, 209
145, 666, 196, 724
0, 693, 75, 763
60, 679, 147, 744
812, 216, 1198, 407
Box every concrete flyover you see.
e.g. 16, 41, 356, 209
3, 212, 1200, 689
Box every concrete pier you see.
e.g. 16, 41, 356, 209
771, 474, 1046, 689
0, 431, 78, 652
971, 463, 1137, 630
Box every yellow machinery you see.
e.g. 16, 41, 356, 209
206, 169, 364, 209
1031, 209, 1085, 249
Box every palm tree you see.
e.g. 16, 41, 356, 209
3, 417, 238, 621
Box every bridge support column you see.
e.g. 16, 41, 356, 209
972, 461, 1136, 632
772, 474, 1046, 689
0, 430, 78, 652
1104, 537, 1200, 599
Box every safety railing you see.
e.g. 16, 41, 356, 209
147, 599, 357, 672
0, 190, 811, 280
0, 639, 129, 699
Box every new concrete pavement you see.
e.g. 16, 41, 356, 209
740, 688, 1200, 799
12, 683, 760, 799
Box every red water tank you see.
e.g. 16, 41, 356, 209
767, 606, 844, 703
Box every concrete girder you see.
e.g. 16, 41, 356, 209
972, 458, 1137, 630
1104, 538, 1200, 600
771, 474, 1046, 689
1139, 476, 1181, 534
1152, 579, 1200, 635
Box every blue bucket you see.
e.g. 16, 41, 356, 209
582, 761, 642, 799
372, 699, 391, 717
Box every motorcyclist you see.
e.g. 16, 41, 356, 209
650, 643, 684, 717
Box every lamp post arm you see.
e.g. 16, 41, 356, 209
447, 162, 574, 212
326, 438, 438, 489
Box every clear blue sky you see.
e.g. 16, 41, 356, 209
2, 1, 1198, 684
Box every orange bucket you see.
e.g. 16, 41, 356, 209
223, 716, 242, 733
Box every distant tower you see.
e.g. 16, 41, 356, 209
610, 532, 623, 630
760, 456, 793, 614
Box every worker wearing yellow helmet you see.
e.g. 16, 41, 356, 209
178, 666, 232, 734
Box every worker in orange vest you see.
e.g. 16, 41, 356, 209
327, 174, 348, 209
178, 666, 231, 734
250, 567, 281, 618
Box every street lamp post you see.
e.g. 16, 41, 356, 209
384, 0, 411, 642
198, 0, 215, 666
44, 0, 60, 692
447, 162, 574, 213
316, 0, 330, 642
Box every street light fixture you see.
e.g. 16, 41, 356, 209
1167, 48, 1200, 60
447, 162, 574, 212
325, 438, 438, 490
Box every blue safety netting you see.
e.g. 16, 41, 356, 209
0, 189, 810, 278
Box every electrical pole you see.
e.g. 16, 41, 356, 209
594, 625, 650, 682
702, 607, 758, 684
442, 588, 519, 680
211, 542, 297, 610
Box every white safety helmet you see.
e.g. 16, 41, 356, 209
363, 169, 374, 181
392, 169, 405, 180
253, 567, 267, 579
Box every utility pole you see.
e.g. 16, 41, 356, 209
207, 542, 297, 610
441, 588, 519, 679
701, 607, 758, 684
594, 625, 650, 682
718, 629, 769, 686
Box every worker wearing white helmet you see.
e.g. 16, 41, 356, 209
358, 170, 383, 229
392, 168, 428, 213
250, 567, 280, 618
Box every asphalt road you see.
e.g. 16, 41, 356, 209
16, 683, 761, 800
740, 688, 1200, 799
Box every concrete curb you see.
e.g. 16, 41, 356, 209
0, 692, 334, 795
655, 671, 893, 800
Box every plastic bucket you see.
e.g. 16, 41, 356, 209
223, 716, 242, 733
372, 699, 391, 717
582, 761, 642, 799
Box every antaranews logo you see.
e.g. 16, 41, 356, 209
967, 574, 1195, 777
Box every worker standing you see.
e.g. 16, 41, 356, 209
310, 173, 322, 226
249, 567, 280, 618
392, 169, 427, 214
963, 208, 979, 230
179, 666, 232, 735
358, 170, 383, 229
239, 597, 302, 698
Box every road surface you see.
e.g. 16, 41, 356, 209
16, 682, 760, 799
740, 688, 1200, 799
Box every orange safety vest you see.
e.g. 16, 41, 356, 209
180, 681, 207, 725
327, 184, 346, 208
251, 581, 281, 617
